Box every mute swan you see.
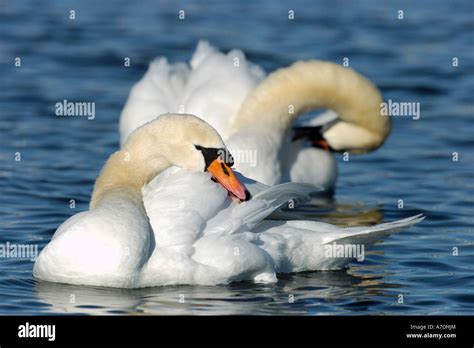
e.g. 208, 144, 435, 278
120, 41, 390, 191
34, 114, 421, 288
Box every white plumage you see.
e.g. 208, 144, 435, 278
34, 166, 423, 288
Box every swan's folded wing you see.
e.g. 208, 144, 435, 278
204, 182, 315, 236
143, 168, 317, 242
142, 168, 228, 253
141, 169, 280, 286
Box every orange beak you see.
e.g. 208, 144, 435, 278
207, 158, 247, 201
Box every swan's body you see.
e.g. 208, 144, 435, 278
120, 42, 390, 191
34, 114, 421, 288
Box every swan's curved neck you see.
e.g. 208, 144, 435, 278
90, 134, 169, 210
231, 61, 389, 151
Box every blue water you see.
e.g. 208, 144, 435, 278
1, 0, 473, 315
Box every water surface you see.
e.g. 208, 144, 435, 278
1, 0, 473, 315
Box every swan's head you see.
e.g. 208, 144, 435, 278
125, 113, 248, 201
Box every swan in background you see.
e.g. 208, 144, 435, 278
120, 41, 390, 192
34, 114, 421, 288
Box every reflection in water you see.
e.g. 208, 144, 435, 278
277, 196, 384, 227
35, 247, 399, 316
307, 198, 384, 227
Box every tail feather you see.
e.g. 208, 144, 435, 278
325, 214, 425, 247
258, 214, 425, 273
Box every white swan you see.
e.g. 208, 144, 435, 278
34, 114, 421, 288
120, 41, 390, 191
